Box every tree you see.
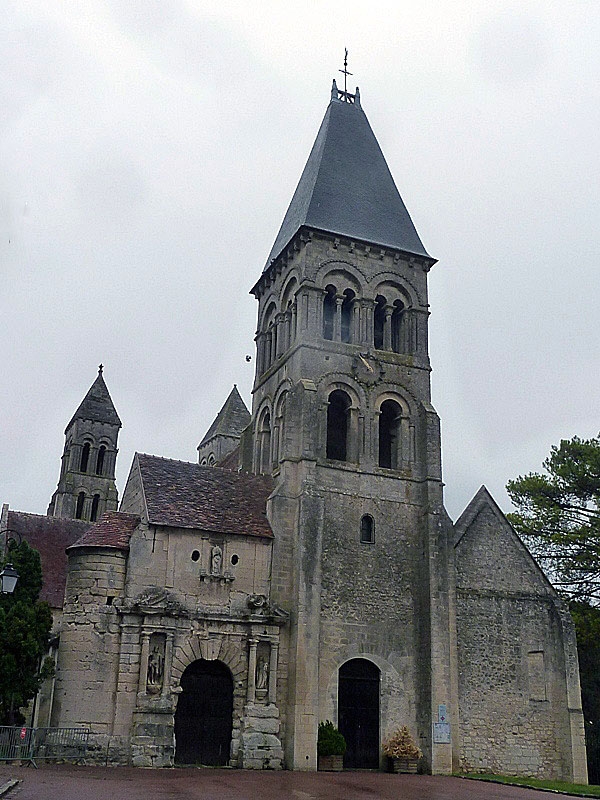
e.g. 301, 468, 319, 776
506, 434, 600, 603
0, 540, 53, 725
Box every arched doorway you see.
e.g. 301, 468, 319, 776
338, 658, 380, 768
174, 659, 233, 765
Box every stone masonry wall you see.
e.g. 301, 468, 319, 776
455, 500, 577, 779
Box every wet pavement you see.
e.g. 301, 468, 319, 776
0, 765, 578, 800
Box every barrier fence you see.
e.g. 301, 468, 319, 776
0, 726, 89, 767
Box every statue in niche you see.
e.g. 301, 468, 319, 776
256, 655, 269, 692
211, 545, 223, 576
146, 642, 164, 693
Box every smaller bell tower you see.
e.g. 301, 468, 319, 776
48, 366, 121, 522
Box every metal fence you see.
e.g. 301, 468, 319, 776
0, 726, 89, 767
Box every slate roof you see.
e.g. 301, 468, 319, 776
265, 86, 431, 268
197, 386, 251, 449
66, 367, 121, 431
135, 453, 273, 538
68, 511, 140, 552
6, 511, 90, 608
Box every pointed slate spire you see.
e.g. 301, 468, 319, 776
66, 366, 121, 431
197, 385, 250, 451
265, 83, 431, 269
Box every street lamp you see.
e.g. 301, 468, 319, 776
0, 563, 19, 594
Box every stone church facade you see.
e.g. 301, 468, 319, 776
2, 79, 587, 779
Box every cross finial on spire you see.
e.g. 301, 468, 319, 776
98, 364, 103, 375
339, 48, 352, 96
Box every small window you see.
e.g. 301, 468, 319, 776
360, 515, 374, 544
96, 445, 106, 476
191, 550, 200, 562
80, 442, 90, 473
231, 554, 239, 565
75, 491, 85, 519
90, 494, 100, 522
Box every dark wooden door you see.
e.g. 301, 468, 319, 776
338, 658, 380, 769
174, 659, 233, 765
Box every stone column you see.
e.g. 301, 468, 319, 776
138, 631, 150, 694
384, 306, 393, 351
268, 642, 279, 704
161, 632, 174, 698
333, 296, 343, 341
247, 639, 258, 703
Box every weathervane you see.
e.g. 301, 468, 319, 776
339, 48, 352, 96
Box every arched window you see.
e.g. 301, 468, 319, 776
96, 445, 106, 476
259, 410, 271, 474
80, 442, 90, 473
341, 289, 355, 343
379, 399, 402, 469
374, 295, 386, 350
391, 300, 404, 354
75, 491, 85, 520
207, 454, 216, 466
200, 457, 207, 466
360, 515, 374, 544
323, 285, 336, 340
90, 494, 100, 522
326, 390, 351, 461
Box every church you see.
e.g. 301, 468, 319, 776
1, 77, 588, 779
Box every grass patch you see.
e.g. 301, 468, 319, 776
461, 773, 600, 797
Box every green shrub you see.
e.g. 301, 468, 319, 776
317, 720, 347, 756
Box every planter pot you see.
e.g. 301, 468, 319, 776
318, 754, 344, 771
389, 757, 418, 773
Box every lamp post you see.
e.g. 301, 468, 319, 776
0, 563, 19, 594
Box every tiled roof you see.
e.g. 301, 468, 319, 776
136, 453, 273, 538
6, 511, 90, 608
68, 511, 139, 551
66, 367, 121, 430
198, 386, 250, 449
264, 86, 431, 270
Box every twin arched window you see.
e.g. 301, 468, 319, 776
323, 286, 357, 343
324, 391, 406, 469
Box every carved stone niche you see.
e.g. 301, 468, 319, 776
255, 644, 270, 701
146, 633, 166, 695
199, 543, 234, 584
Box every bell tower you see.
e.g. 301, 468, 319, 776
48, 366, 121, 522
250, 79, 454, 773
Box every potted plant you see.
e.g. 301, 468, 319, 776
317, 720, 346, 771
382, 726, 422, 773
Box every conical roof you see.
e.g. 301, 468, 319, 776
197, 385, 250, 449
265, 84, 431, 269
66, 367, 121, 430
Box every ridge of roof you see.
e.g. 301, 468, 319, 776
198, 386, 251, 449
67, 511, 139, 551
66, 367, 121, 431
135, 453, 273, 538
264, 85, 431, 270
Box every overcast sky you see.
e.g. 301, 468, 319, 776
2, 0, 598, 521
